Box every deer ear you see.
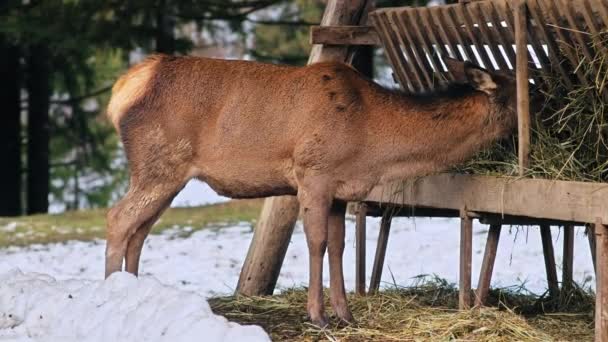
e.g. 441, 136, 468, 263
443, 57, 467, 83
464, 62, 497, 94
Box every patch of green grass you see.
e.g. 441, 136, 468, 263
0, 199, 263, 248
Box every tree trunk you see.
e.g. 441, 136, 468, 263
26, 44, 51, 214
0, 37, 22, 216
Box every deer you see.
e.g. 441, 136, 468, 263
104, 54, 517, 327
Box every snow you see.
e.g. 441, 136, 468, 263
0, 270, 269, 342
171, 180, 229, 208
0, 219, 595, 298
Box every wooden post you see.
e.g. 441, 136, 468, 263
236, 196, 299, 295
514, 0, 530, 176
355, 202, 368, 295
460, 208, 473, 309
595, 218, 608, 342
562, 225, 574, 292
475, 224, 501, 307
539, 225, 560, 298
236, 0, 374, 296
369, 209, 393, 294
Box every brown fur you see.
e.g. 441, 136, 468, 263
105, 54, 517, 326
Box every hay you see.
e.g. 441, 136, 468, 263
209, 277, 594, 341
457, 31, 608, 182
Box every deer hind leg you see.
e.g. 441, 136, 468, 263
106, 115, 194, 277
124, 196, 172, 275
327, 200, 353, 323
105, 180, 183, 278
298, 178, 333, 327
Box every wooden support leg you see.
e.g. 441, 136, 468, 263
587, 224, 597, 274
369, 209, 393, 294
540, 225, 560, 298
459, 208, 473, 310
595, 218, 608, 342
237, 196, 299, 295
355, 202, 367, 295
475, 224, 501, 307
562, 225, 574, 292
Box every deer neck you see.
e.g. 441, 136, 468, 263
367, 90, 502, 182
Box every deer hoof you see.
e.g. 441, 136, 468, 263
309, 313, 329, 328
337, 311, 354, 325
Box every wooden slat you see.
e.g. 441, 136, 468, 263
559, 0, 600, 76
478, 1, 517, 69
428, 6, 462, 60
389, 10, 433, 90
441, 5, 476, 62
540, 224, 560, 298
514, 0, 530, 175
373, 0, 608, 94
537, 0, 590, 86
469, 2, 509, 70
526, 0, 573, 88
418, 7, 455, 82
355, 202, 367, 295
459, 208, 473, 310
370, 13, 415, 92
597, 0, 608, 29
595, 217, 608, 342
453, 2, 495, 68
404, 8, 448, 86
581, 0, 607, 53
562, 225, 575, 291
369, 210, 393, 293
309, 25, 380, 45
365, 174, 608, 225
502, 0, 547, 85
475, 224, 501, 307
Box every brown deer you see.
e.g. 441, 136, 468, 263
105, 54, 517, 327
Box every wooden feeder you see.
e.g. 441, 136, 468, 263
239, 0, 608, 340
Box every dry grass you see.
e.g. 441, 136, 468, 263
210, 278, 595, 341
457, 31, 608, 182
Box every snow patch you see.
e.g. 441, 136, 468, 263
0, 270, 269, 342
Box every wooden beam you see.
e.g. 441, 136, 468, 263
514, 0, 530, 175
364, 204, 587, 227
355, 202, 368, 295
459, 208, 473, 309
369, 210, 392, 294
540, 225, 560, 299
562, 225, 574, 292
237, 0, 374, 296
475, 224, 501, 307
595, 218, 608, 342
364, 204, 459, 218
479, 214, 587, 227
366, 174, 608, 225
310, 25, 380, 45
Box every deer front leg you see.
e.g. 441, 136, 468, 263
299, 185, 332, 327
328, 200, 354, 323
